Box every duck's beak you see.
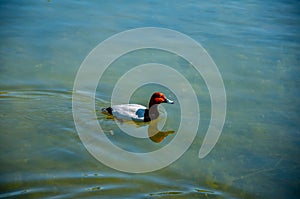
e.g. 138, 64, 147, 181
164, 98, 174, 104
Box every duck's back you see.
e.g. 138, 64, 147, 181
110, 104, 147, 122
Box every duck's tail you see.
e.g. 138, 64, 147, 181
101, 107, 113, 115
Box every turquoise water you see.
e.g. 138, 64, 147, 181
1, 0, 300, 198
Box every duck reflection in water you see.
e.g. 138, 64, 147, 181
147, 118, 174, 143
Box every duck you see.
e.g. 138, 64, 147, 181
102, 92, 174, 122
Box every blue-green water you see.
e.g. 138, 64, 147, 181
1, 1, 299, 198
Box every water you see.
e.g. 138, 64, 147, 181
1, 0, 299, 198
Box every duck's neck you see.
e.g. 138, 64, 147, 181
144, 103, 159, 122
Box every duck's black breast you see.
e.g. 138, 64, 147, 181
143, 109, 151, 122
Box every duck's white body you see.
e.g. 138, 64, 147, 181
110, 104, 147, 122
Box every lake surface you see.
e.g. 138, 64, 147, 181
1, 1, 299, 198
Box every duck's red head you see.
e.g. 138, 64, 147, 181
149, 92, 174, 108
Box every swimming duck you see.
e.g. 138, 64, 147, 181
102, 92, 174, 122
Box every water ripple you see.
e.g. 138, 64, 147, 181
0, 172, 233, 199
